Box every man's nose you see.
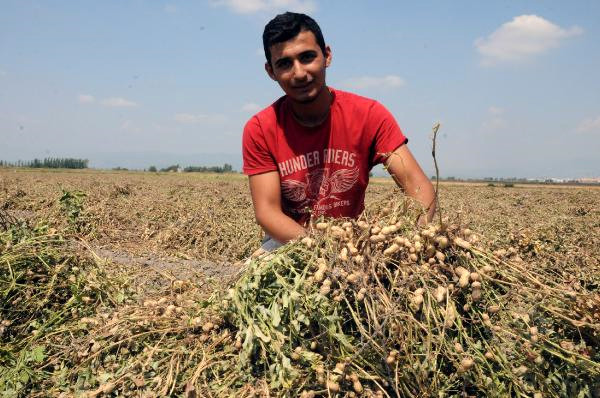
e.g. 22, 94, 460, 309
292, 60, 308, 81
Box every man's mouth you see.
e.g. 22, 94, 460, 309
293, 82, 313, 90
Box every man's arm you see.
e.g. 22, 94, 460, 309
384, 144, 436, 223
248, 171, 307, 243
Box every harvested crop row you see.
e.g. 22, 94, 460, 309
35, 201, 599, 397
0, 214, 131, 395
208, 203, 599, 396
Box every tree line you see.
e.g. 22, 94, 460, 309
0, 158, 89, 169
148, 163, 234, 173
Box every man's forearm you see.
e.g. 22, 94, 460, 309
414, 181, 436, 223
256, 208, 307, 243
400, 172, 436, 224
385, 145, 437, 224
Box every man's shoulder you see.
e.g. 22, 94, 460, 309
330, 87, 378, 112
332, 88, 399, 128
245, 95, 286, 126
330, 87, 377, 107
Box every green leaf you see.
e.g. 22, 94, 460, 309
241, 326, 255, 362
30, 346, 45, 364
289, 291, 301, 301
97, 372, 112, 383
281, 292, 289, 309
577, 388, 588, 398
271, 303, 281, 327
297, 313, 308, 326
254, 324, 271, 343
196, 299, 212, 309
291, 319, 300, 332
19, 370, 30, 384
281, 355, 292, 371
115, 292, 125, 304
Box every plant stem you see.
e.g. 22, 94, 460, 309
430, 122, 442, 226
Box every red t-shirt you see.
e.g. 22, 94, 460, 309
242, 87, 407, 224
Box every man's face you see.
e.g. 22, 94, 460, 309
265, 30, 332, 104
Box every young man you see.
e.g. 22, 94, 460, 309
242, 12, 435, 251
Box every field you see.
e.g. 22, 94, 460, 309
3, 169, 598, 268
1, 169, 599, 397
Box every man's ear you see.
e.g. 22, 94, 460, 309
265, 62, 276, 81
324, 45, 332, 68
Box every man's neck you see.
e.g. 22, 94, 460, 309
289, 86, 332, 127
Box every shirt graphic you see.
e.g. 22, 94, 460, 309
281, 166, 360, 211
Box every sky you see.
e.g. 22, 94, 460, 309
1, 0, 599, 178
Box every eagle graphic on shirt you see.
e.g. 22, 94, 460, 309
281, 167, 360, 206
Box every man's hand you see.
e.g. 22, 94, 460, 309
384, 145, 436, 224
248, 171, 307, 243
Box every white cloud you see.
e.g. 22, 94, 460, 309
101, 97, 138, 107
482, 106, 507, 130
576, 116, 600, 134
77, 94, 138, 107
488, 106, 504, 115
211, 0, 316, 14
241, 102, 262, 113
482, 117, 507, 131
174, 113, 227, 124
339, 75, 405, 91
174, 113, 207, 124
475, 15, 582, 66
120, 120, 141, 133
0, 70, 6, 77
78, 94, 95, 103
164, 4, 178, 13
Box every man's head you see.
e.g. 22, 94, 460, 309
263, 12, 331, 104
263, 12, 326, 68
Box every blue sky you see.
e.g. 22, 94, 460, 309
1, 0, 599, 178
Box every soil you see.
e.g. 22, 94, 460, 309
91, 246, 240, 285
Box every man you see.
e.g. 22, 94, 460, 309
242, 12, 435, 252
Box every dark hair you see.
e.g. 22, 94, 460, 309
263, 12, 326, 67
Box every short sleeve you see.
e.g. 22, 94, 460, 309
242, 116, 278, 175
368, 102, 408, 166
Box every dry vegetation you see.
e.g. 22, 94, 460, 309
1, 169, 599, 397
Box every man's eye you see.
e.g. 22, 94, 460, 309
276, 60, 291, 69
300, 53, 316, 63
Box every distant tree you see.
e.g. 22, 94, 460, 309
1, 157, 87, 169
160, 164, 180, 172
183, 163, 236, 173
148, 166, 157, 172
